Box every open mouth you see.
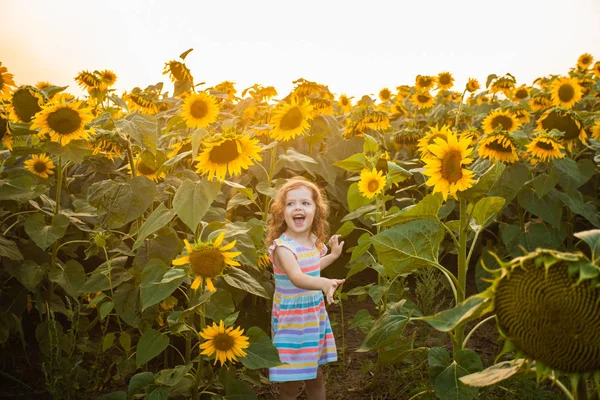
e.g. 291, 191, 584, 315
292, 215, 305, 226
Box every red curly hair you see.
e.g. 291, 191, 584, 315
265, 176, 330, 251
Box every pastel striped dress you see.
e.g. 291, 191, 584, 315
268, 233, 337, 382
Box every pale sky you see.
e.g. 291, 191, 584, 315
2, 0, 599, 99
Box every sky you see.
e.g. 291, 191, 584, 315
2, 0, 599, 100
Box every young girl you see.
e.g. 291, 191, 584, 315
265, 176, 345, 400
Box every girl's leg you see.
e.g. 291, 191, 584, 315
304, 367, 325, 400
279, 380, 303, 400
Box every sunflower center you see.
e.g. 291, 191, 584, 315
417, 94, 430, 103
381, 90, 391, 100
47, 108, 82, 135
33, 160, 48, 173
13, 89, 43, 123
137, 160, 157, 175
419, 77, 432, 87
208, 140, 240, 164
280, 106, 303, 130
487, 138, 512, 153
541, 111, 580, 140
189, 247, 225, 277
440, 75, 451, 85
341, 97, 349, 106
190, 99, 208, 119
515, 89, 528, 99
0, 116, 7, 140
536, 141, 555, 151
212, 332, 234, 351
581, 57, 590, 65
491, 115, 514, 131
557, 84, 575, 102
367, 179, 380, 192
440, 150, 463, 183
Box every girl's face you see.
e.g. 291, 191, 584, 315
283, 186, 316, 237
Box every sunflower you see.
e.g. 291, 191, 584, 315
309, 98, 333, 117
526, 134, 564, 162
418, 124, 452, 159
475, 95, 490, 105
270, 97, 313, 141
512, 85, 530, 102
477, 249, 600, 398
529, 92, 552, 111
356, 109, 390, 131
0, 63, 17, 100
250, 111, 271, 137
537, 107, 586, 151
172, 232, 241, 292
123, 92, 158, 115
396, 85, 412, 100
466, 78, 480, 93
98, 70, 117, 89
481, 109, 521, 134
199, 320, 249, 365
180, 92, 219, 128
411, 91, 435, 109
24, 154, 56, 178
214, 81, 237, 100
490, 75, 516, 97
338, 94, 353, 113
591, 120, 600, 141
35, 81, 52, 91
550, 77, 582, 109
75, 70, 101, 93
128, 156, 166, 182
511, 107, 531, 124
459, 128, 480, 146
478, 133, 519, 163
357, 168, 387, 199
8, 86, 46, 123
576, 53, 593, 71
0, 113, 11, 151
415, 75, 436, 91
422, 132, 475, 201
593, 62, 600, 78
195, 133, 262, 181
30, 98, 94, 146
163, 60, 193, 82
257, 250, 270, 270
379, 88, 392, 102
91, 138, 124, 160
167, 139, 192, 160
436, 72, 454, 90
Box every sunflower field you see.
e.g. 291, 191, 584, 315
1, 49, 600, 400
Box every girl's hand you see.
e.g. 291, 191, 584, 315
322, 278, 345, 305
328, 235, 345, 259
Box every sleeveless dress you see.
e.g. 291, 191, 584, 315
268, 233, 338, 382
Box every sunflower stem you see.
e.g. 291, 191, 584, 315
454, 89, 467, 130
193, 281, 206, 400
453, 199, 468, 354
126, 140, 136, 177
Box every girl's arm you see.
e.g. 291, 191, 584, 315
320, 254, 337, 270
274, 246, 328, 291
320, 235, 344, 271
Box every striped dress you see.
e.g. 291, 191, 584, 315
268, 233, 337, 382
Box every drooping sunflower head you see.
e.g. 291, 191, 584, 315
509, 106, 531, 124
537, 107, 586, 151
576, 53, 594, 71
529, 92, 552, 112
292, 78, 333, 100
128, 154, 166, 182
0, 111, 11, 150
466, 78, 480, 93
356, 108, 390, 132
489, 248, 600, 378
269, 97, 313, 141
195, 132, 262, 181
437, 72, 454, 90
591, 120, 600, 141
181, 92, 220, 128
422, 132, 475, 201
35, 81, 53, 91
24, 153, 56, 179
30, 98, 94, 146
338, 94, 353, 112
309, 97, 333, 117
358, 168, 387, 199
199, 320, 250, 365
418, 124, 452, 159
98, 70, 117, 89
75, 70, 101, 93
459, 128, 481, 146
123, 91, 158, 115
214, 81, 237, 100
411, 91, 435, 109
512, 85, 530, 102
173, 232, 242, 292
526, 131, 565, 162
475, 94, 490, 105
481, 109, 521, 134
8, 86, 46, 123
593, 62, 600, 78
490, 75, 516, 97
0, 62, 17, 100
379, 87, 392, 102
167, 138, 193, 160
396, 85, 412, 100
91, 136, 124, 160
415, 75, 436, 91
163, 60, 193, 82
550, 77, 583, 109
477, 132, 519, 163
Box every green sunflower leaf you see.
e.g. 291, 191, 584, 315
140, 259, 186, 311
347, 181, 373, 211
332, 153, 368, 172
377, 193, 443, 227
461, 162, 505, 202
132, 203, 175, 250
136, 329, 170, 368
574, 229, 600, 263
0, 237, 23, 261
435, 349, 483, 400
24, 212, 69, 250
222, 267, 269, 299
172, 180, 221, 232
240, 327, 282, 370
357, 299, 410, 352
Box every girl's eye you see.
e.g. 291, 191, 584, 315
303, 202, 310, 205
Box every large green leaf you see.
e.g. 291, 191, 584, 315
421, 295, 491, 332
574, 229, 600, 262
531, 170, 559, 199
428, 347, 451, 385
332, 153, 368, 172
371, 219, 445, 276
172, 180, 221, 232
44, 140, 92, 163
434, 350, 483, 400
15, 260, 45, 290
553, 158, 595, 191
132, 203, 175, 250
136, 329, 170, 367
341, 204, 377, 222
222, 267, 269, 299
0, 176, 46, 202
155, 363, 192, 387
88, 177, 156, 229
488, 162, 528, 203
378, 193, 443, 226
24, 212, 69, 250
128, 372, 155, 397
205, 290, 235, 322
357, 300, 410, 351
517, 188, 562, 228
114, 283, 140, 327
0, 237, 23, 261
116, 114, 158, 154
552, 189, 600, 228
461, 162, 505, 202
48, 260, 86, 298
240, 327, 282, 369
141, 259, 186, 310
460, 359, 525, 387
347, 182, 373, 212
469, 196, 505, 232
